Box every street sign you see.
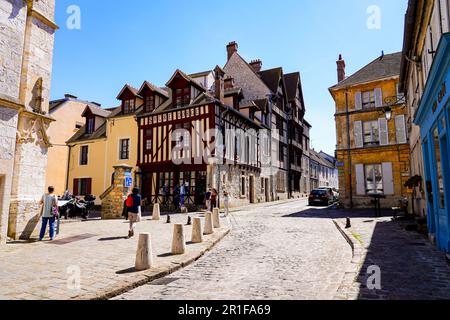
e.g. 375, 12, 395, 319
124, 172, 133, 188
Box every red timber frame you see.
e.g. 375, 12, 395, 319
137, 103, 215, 205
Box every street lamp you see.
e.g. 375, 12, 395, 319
383, 106, 393, 121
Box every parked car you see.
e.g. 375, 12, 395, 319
308, 189, 333, 206
318, 187, 338, 202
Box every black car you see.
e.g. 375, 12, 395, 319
308, 189, 332, 206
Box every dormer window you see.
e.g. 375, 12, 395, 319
174, 87, 191, 108
86, 117, 95, 134
123, 99, 135, 114
145, 95, 155, 112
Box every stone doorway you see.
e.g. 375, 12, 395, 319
249, 176, 255, 204
0, 175, 5, 242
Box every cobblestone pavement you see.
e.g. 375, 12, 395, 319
326, 209, 450, 300
114, 200, 353, 300
0, 213, 230, 300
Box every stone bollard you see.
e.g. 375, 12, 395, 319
204, 212, 214, 235
191, 218, 203, 243
135, 233, 153, 271
172, 224, 186, 255
152, 204, 161, 221
212, 208, 221, 228
345, 217, 351, 229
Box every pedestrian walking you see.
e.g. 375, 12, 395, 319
162, 184, 169, 205
125, 188, 142, 238
39, 186, 59, 241
173, 184, 180, 207
223, 191, 230, 217
205, 186, 212, 212
211, 188, 218, 211
180, 181, 186, 208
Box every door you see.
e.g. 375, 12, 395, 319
0, 175, 4, 233
249, 176, 255, 204
265, 178, 270, 202
425, 116, 450, 252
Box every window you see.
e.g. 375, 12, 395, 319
363, 121, 379, 146
241, 176, 246, 196
73, 178, 92, 196
86, 117, 95, 134
433, 127, 445, 209
174, 87, 191, 108
145, 95, 155, 112
279, 145, 285, 163
362, 91, 375, 109
80, 146, 88, 165
146, 139, 152, 151
365, 164, 383, 194
123, 99, 135, 113
119, 139, 130, 160
144, 129, 152, 154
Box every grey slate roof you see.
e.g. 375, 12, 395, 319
259, 67, 283, 93
330, 52, 402, 90
284, 72, 300, 101
66, 122, 107, 144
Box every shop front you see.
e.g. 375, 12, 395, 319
414, 33, 450, 254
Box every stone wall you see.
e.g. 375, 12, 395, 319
101, 165, 132, 220
0, 107, 18, 243
213, 165, 263, 208
0, 0, 27, 100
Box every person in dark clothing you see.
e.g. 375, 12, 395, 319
210, 188, 218, 211
126, 188, 142, 238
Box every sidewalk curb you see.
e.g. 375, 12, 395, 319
75, 228, 231, 300
332, 219, 365, 300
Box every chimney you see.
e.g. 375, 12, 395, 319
250, 59, 262, 73
224, 76, 235, 89
227, 41, 238, 60
214, 65, 225, 102
64, 93, 78, 100
337, 54, 346, 83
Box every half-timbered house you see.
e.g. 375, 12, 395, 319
136, 66, 269, 208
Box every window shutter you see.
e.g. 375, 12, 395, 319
354, 121, 363, 148
378, 118, 389, 146
86, 178, 92, 195
382, 162, 394, 195
355, 92, 362, 110
374, 88, 383, 108
395, 115, 407, 144
73, 179, 79, 195
355, 164, 365, 195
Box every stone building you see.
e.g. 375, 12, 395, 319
223, 42, 310, 202
0, 0, 57, 242
400, 0, 450, 254
301, 120, 312, 196
329, 53, 410, 209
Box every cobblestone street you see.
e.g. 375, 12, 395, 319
115, 199, 353, 300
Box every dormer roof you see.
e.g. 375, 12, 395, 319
166, 69, 206, 91
138, 81, 169, 98
116, 84, 141, 100
81, 103, 111, 118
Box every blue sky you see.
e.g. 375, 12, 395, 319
51, 0, 408, 155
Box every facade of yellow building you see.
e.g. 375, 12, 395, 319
66, 85, 143, 205
46, 94, 94, 196
330, 53, 411, 209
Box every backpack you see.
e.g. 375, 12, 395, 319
126, 195, 134, 208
